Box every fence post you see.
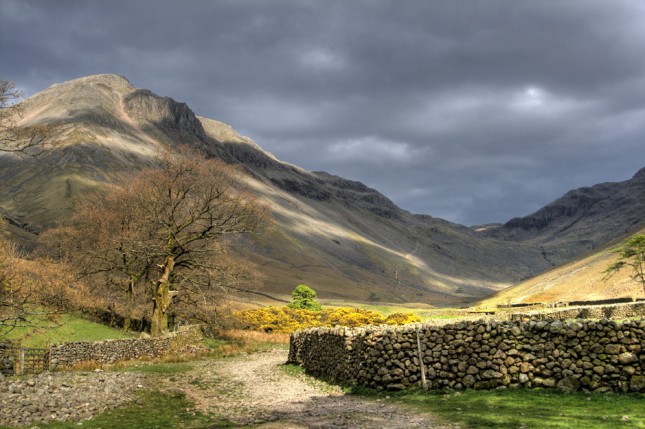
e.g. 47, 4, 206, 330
19, 348, 25, 376
415, 325, 428, 391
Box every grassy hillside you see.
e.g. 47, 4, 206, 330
3, 313, 134, 348
477, 229, 645, 307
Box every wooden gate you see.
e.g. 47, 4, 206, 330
17, 347, 50, 375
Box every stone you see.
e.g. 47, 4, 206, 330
604, 344, 621, 354
618, 353, 638, 365
519, 374, 529, 384
387, 383, 406, 390
549, 321, 563, 334
557, 376, 581, 393
542, 378, 556, 388
466, 366, 479, 375
629, 376, 645, 392
474, 381, 491, 390
482, 370, 503, 379
462, 375, 476, 387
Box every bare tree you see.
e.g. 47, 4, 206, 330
0, 80, 22, 109
49, 149, 269, 336
1, 220, 85, 338
0, 79, 48, 155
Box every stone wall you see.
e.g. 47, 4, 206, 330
288, 319, 645, 393
509, 302, 645, 321
49, 326, 204, 370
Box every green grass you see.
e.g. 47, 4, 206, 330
0, 390, 235, 429
121, 361, 194, 375
394, 389, 645, 428
319, 300, 433, 316
3, 313, 135, 348
282, 362, 306, 378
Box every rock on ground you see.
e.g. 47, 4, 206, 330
0, 370, 145, 427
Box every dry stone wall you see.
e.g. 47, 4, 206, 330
49, 327, 204, 370
510, 302, 645, 321
288, 319, 645, 393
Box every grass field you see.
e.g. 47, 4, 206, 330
394, 388, 645, 428
2, 313, 135, 348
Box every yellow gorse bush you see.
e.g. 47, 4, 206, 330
229, 306, 421, 333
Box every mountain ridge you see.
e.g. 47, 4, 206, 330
1, 74, 643, 305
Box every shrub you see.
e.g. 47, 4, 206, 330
229, 306, 420, 333
229, 307, 324, 333
326, 307, 384, 327
384, 312, 422, 325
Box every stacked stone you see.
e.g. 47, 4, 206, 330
289, 326, 358, 383
50, 326, 205, 370
511, 302, 645, 322
0, 370, 144, 426
289, 319, 645, 393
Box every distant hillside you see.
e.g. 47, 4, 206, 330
1, 74, 643, 306
477, 229, 645, 307
485, 169, 645, 266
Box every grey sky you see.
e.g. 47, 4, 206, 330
2, 0, 644, 225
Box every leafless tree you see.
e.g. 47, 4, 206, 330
47, 149, 269, 336
1, 221, 84, 338
0, 79, 48, 155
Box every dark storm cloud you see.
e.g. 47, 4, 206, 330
2, 0, 645, 225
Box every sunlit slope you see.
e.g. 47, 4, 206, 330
1, 74, 642, 306
477, 229, 645, 307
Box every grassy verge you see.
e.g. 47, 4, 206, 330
394, 388, 645, 429
2, 313, 134, 348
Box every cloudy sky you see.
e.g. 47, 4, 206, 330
2, 0, 644, 225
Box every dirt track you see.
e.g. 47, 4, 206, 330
168, 349, 453, 428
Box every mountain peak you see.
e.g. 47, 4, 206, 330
48, 74, 134, 91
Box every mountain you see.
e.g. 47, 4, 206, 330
1, 74, 643, 306
485, 169, 645, 266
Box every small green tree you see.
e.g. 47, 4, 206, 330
288, 284, 322, 311
604, 234, 645, 295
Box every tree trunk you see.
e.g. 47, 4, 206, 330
150, 256, 178, 337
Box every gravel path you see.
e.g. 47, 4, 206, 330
170, 349, 452, 428
0, 350, 453, 428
